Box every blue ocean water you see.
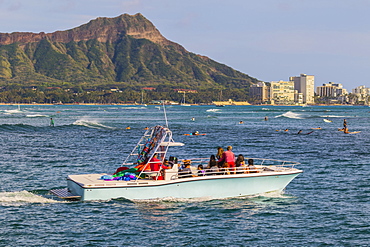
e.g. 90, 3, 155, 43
0, 104, 369, 246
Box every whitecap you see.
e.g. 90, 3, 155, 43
73, 119, 117, 129
275, 111, 304, 119
26, 114, 48, 118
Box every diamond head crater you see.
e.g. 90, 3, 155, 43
0, 13, 258, 104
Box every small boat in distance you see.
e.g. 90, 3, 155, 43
51, 125, 302, 201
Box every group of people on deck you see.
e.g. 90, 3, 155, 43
135, 146, 257, 180
208, 146, 256, 174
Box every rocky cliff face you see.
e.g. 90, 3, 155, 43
0, 14, 182, 50
0, 13, 257, 88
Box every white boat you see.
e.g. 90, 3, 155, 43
51, 125, 302, 201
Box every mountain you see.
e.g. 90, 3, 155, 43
0, 13, 259, 89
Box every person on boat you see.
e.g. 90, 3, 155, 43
235, 154, 246, 173
163, 159, 170, 168
179, 161, 194, 178
216, 147, 224, 167
149, 154, 169, 172
218, 146, 236, 173
247, 158, 257, 173
50, 118, 54, 127
197, 165, 205, 176
207, 155, 218, 169
235, 154, 245, 167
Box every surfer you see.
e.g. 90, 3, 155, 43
49, 118, 54, 127
191, 117, 195, 121
126, 126, 131, 130
297, 130, 302, 134
264, 116, 268, 121
239, 121, 244, 124
192, 131, 199, 135
343, 119, 347, 128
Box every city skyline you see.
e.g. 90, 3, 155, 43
1, 0, 370, 89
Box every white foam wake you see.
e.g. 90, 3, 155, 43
0, 191, 59, 204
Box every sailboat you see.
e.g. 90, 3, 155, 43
140, 91, 147, 106
136, 91, 147, 106
180, 92, 191, 106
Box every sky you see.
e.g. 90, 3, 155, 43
1, 0, 370, 90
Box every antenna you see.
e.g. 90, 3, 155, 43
162, 101, 169, 128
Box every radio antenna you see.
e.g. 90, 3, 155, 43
162, 101, 169, 128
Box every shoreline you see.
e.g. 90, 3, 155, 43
0, 103, 366, 106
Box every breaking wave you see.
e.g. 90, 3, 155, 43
206, 109, 222, 113
275, 111, 305, 119
72, 119, 117, 130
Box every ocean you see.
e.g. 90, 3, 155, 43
0, 104, 369, 246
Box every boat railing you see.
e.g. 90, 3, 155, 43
120, 157, 299, 181
179, 157, 299, 169
172, 157, 299, 179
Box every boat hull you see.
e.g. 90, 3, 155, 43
66, 171, 301, 201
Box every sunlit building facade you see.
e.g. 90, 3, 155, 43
289, 74, 315, 104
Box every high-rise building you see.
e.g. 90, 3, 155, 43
352, 85, 370, 102
249, 82, 270, 104
270, 80, 295, 104
317, 82, 347, 97
289, 74, 315, 104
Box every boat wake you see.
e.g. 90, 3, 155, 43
0, 191, 60, 205
275, 111, 305, 119
73, 119, 117, 130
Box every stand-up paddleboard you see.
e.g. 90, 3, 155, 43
347, 131, 361, 134
338, 128, 361, 134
